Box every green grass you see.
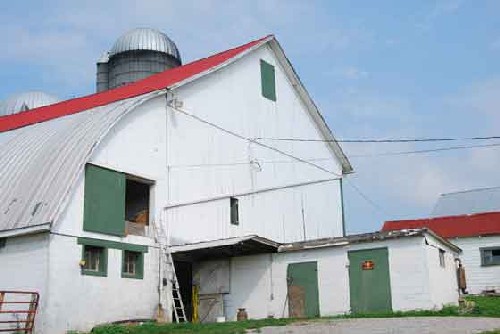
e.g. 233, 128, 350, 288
72, 296, 500, 334
90, 318, 295, 334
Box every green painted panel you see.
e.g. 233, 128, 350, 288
260, 59, 276, 101
83, 164, 126, 236
287, 261, 319, 318
348, 248, 392, 313
77, 237, 148, 253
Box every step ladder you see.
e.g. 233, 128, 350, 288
153, 211, 187, 323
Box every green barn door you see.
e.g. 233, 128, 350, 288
348, 248, 392, 313
287, 262, 319, 318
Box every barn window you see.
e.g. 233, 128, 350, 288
230, 197, 239, 225
0, 238, 6, 249
122, 250, 144, 279
260, 59, 276, 101
83, 164, 152, 237
81, 245, 107, 277
481, 247, 500, 266
439, 249, 445, 267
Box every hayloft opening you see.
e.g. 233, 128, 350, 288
125, 177, 151, 236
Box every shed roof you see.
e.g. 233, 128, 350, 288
279, 228, 461, 253
0, 35, 352, 235
382, 212, 500, 238
432, 186, 500, 217
169, 235, 280, 261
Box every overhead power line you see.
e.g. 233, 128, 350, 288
350, 142, 500, 157
255, 136, 500, 143
167, 102, 342, 177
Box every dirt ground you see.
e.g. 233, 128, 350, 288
257, 317, 500, 334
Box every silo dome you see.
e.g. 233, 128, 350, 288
96, 28, 182, 92
0, 91, 60, 116
110, 28, 181, 61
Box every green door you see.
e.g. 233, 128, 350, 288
348, 248, 392, 313
287, 262, 319, 318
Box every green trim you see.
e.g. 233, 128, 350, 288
340, 178, 346, 237
121, 250, 144, 279
260, 59, 276, 101
77, 237, 148, 253
81, 245, 108, 277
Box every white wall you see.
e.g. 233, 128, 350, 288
166, 44, 344, 244
452, 235, 500, 294
0, 233, 49, 333
195, 235, 458, 321
43, 235, 160, 333
44, 97, 167, 333
424, 234, 460, 308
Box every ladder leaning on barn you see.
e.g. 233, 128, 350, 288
152, 210, 187, 323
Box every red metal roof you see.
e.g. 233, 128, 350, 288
0, 35, 271, 133
382, 212, 500, 238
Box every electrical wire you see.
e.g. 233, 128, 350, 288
350, 142, 500, 157
255, 136, 500, 143
167, 102, 342, 177
343, 178, 389, 216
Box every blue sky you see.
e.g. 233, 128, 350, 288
1, 0, 499, 233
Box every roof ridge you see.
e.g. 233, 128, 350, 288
0, 35, 272, 133
440, 185, 500, 196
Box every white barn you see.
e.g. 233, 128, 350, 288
0, 29, 460, 333
0, 30, 351, 333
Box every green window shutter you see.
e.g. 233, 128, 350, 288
83, 164, 126, 236
260, 59, 276, 101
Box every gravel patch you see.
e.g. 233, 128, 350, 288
257, 317, 500, 334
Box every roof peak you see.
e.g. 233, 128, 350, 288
0, 35, 271, 133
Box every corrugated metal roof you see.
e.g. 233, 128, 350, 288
382, 212, 500, 238
0, 92, 158, 233
109, 28, 181, 61
432, 187, 500, 216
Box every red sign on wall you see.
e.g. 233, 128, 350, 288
361, 260, 375, 270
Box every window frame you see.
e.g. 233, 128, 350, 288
439, 248, 446, 268
121, 250, 144, 279
81, 245, 108, 277
230, 197, 239, 226
480, 247, 500, 266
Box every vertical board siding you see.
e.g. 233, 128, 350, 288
83, 164, 126, 236
260, 59, 276, 101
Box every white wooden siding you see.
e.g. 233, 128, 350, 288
452, 235, 500, 294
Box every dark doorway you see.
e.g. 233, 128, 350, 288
174, 261, 193, 321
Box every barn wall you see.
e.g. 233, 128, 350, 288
452, 235, 500, 294
45, 98, 166, 333
167, 44, 344, 244
0, 233, 49, 334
